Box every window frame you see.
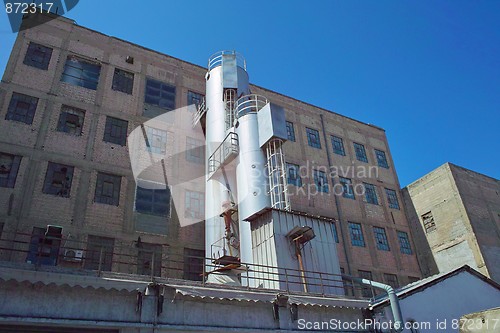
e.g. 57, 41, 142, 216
84, 235, 114, 271
5, 92, 38, 125
286, 162, 302, 187
353, 142, 368, 163
364, 182, 379, 205
332, 222, 339, 243
349, 222, 365, 247
56, 105, 85, 136
42, 162, 74, 198
94, 172, 122, 206
183, 248, 204, 281
145, 126, 167, 154
306, 127, 321, 149
61, 55, 101, 90
286, 121, 296, 142
184, 190, 205, 219
112, 68, 134, 95
375, 149, 389, 168
187, 90, 204, 108
373, 226, 390, 251
397, 231, 413, 255
331, 136, 346, 156
144, 78, 176, 111
185, 137, 204, 164
313, 169, 329, 193
339, 176, 355, 199
134, 180, 171, 217
103, 116, 128, 146
422, 211, 436, 233
385, 188, 400, 209
23, 42, 53, 70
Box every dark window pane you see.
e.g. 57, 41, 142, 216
94, 173, 121, 206
385, 188, 400, 209
286, 163, 302, 186
306, 127, 321, 149
112, 68, 134, 94
135, 182, 170, 217
354, 143, 368, 163
183, 248, 204, 281
313, 169, 328, 193
286, 121, 296, 142
56, 105, 85, 136
23, 42, 52, 70
339, 177, 355, 199
375, 149, 389, 168
397, 231, 413, 255
84, 235, 114, 271
61, 55, 101, 90
331, 136, 346, 156
364, 183, 378, 205
144, 78, 176, 111
103, 116, 128, 146
0, 152, 22, 188
349, 222, 365, 247
42, 162, 74, 197
5, 92, 38, 125
373, 227, 390, 251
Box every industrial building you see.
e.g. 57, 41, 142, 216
403, 162, 500, 283
0, 12, 427, 331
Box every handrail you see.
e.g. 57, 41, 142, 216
208, 132, 239, 175
208, 50, 246, 71
235, 94, 268, 118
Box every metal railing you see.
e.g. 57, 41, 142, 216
235, 94, 268, 118
208, 50, 246, 71
207, 132, 239, 176
0, 229, 372, 298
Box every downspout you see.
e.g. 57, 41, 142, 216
319, 114, 352, 274
349, 276, 404, 332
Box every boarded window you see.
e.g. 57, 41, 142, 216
94, 173, 121, 206
183, 248, 204, 281
84, 235, 114, 271
61, 55, 101, 90
56, 105, 85, 136
5, 92, 38, 124
42, 162, 74, 197
103, 116, 128, 146
23, 42, 52, 70
112, 68, 134, 94
0, 152, 22, 188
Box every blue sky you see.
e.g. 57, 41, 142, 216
1, 0, 499, 186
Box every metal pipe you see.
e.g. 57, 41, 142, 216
319, 113, 352, 275
349, 276, 404, 332
294, 240, 308, 293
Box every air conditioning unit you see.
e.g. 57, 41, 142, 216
63, 249, 84, 262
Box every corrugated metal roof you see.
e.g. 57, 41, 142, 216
288, 295, 369, 309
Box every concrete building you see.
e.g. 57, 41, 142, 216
0, 12, 420, 299
403, 163, 500, 282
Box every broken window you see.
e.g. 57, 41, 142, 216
364, 183, 378, 205
5, 92, 38, 125
112, 68, 134, 94
349, 222, 365, 247
23, 42, 53, 70
42, 162, 74, 197
185, 190, 204, 219
56, 105, 85, 135
25, 226, 62, 266
375, 149, 389, 168
103, 116, 128, 146
397, 231, 413, 255
422, 211, 436, 233
385, 188, 400, 209
137, 242, 162, 276
331, 136, 346, 156
313, 169, 329, 193
286, 163, 302, 186
94, 173, 121, 206
0, 152, 22, 188
61, 55, 101, 90
339, 177, 355, 199
286, 121, 296, 142
373, 226, 390, 251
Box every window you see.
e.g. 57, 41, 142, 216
353, 143, 368, 162
286, 163, 302, 186
397, 231, 412, 255
94, 173, 121, 206
286, 121, 296, 142
364, 183, 378, 205
42, 162, 74, 197
313, 169, 329, 193
145, 126, 167, 154
185, 137, 204, 164
183, 248, 204, 281
26, 226, 62, 266
358, 270, 374, 297
56, 105, 85, 136
0, 153, 21, 188
185, 190, 204, 219
384, 273, 399, 289
23, 42, 52, 70
84, 235, 114, 271
145, 78, 176, 110
112, 68, 134, 94
375, 149, 389, 168
5, 92, 38, 124
340, 267, 355, 296
339, 177, 355, 199
61, 55, 101, 90
422, 211, 436, 233
135, 181, 171, 217
187, 91, 204, 108
137, 243, 162, 276
385, 188, 400, 209
332, 222, 339, 243
306, 127, 321, 148
103, 116, 128, 146
349, 222, 365, 247
373, 227, 390, 251
331, 136, 346, 156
